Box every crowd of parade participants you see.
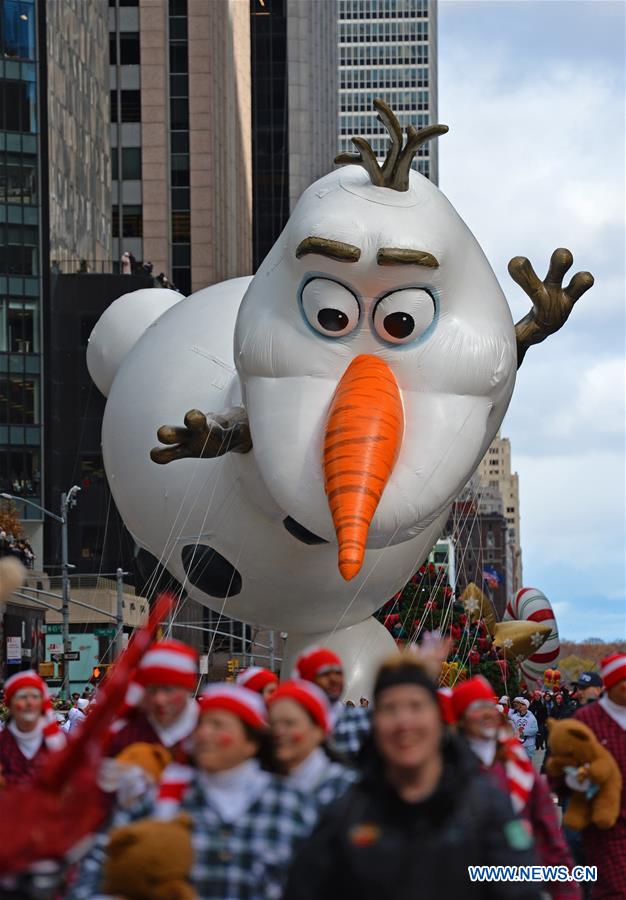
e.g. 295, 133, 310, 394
0, 639, 624, 899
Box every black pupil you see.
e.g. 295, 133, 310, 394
318, 308, 349, 332
384, 312, 414, 339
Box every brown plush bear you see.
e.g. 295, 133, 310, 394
103, 813, 195, 900
546, 717, 622, 831
115, 742, 173, 784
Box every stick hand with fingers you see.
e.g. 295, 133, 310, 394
150, 407, 252, 465
509, 247, 594, 368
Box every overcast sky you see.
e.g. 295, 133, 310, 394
438, 0, 625, 641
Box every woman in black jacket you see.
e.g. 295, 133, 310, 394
284, 654, 542, 900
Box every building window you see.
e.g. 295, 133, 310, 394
4, 300, 39, 352
109, 34, 117, 65
0, 152, 37, 204
0, 448, 40, 496
119, 32, 140, 65
0, 0, 36, 60
0, 376, 38, 424
0, 80, 36, 132
170, 99, 189, 130
120, 90, 141, 122
121, 147, 141, 180
0, 225, 38, 276
110, 90, 118, 123
121, 205, 142, 237
171, 211, 190, 243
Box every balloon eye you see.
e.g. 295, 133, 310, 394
383, 312, 415, 340
318, 309, 349, 332
301, 278, 360, 338
373, 288, 435, 345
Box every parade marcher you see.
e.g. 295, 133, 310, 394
499, 695, 511, 717
575, 672, 602, 708
0, 670, 65, 786
107, 639, 199, 757
293, 646, 371, 758
572, 653, 626, 899
529, 690, 548, 750
64, 697, 90, 734
453, 677, 580, 900
267, 679, 356, 808
284, 654, 542, 900
74, 683, 318, 900
235, 666, 279, 700
509, 697, 538, 759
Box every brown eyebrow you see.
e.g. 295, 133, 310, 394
296, 236, 361, 262
377, 248, 439, 268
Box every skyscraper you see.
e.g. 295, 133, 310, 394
109, 0, 252, 294
0, 0, 110, 563
250, 0, 338, 269
477, 431, 523, 593
338, 0, 439, 184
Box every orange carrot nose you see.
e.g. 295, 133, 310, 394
324, 354, 404, 581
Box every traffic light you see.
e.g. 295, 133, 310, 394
91, 666, 103, 685
226, 658, 239, 681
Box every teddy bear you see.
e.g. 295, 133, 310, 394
98, 742, 173, 809
102, 813, 195, 900
546, 717, 622, 831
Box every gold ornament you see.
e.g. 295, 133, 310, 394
460, 582, 497, 636
493, 620, 550, 661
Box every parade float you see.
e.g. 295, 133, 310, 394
87, 101, 591, 693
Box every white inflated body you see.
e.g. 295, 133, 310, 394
92, 166, 517, 639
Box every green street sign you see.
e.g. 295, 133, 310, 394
43, 624, 63, 634
94, 627, 116, 637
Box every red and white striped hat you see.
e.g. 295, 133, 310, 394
436, 686, 454, 725
235, 667, 278, 694
4, 670, 65, 752
198, 683, 268, 731
451, 676, 497, 721
268, 679, 332, 734
600, 653, 626, 690
135, 640, 198, 691
293, 646, 342, 683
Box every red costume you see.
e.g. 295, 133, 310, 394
575, 701, 626, 899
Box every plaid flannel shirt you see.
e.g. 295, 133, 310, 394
329, 706, 371, 760
183, 775, 318, 900
314, 760, 359, 809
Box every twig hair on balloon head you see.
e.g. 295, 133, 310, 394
334, 98, 448, 192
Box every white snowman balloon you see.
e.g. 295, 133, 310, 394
88, 103, 592, 695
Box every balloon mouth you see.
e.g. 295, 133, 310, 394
282, 516, 329, 546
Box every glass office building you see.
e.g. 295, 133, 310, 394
338, 0, 440, 184
0, 0, 42, 526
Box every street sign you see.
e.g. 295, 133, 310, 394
51, 651, 80, 662
94, 627, 115, 637
6, 637, 21, 662
49, 642, 63, 654
43, 624, 63, 634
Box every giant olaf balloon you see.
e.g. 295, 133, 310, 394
88, 103, 593, 693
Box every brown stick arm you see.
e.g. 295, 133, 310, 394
150, 406, 252, 465
509, 248, 594, 368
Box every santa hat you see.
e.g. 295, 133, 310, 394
600, 653, 626, 690
436, 687, 455, 725
499, 695, 510, 706
451, 676, 496, 721
198, 683, 268, 731
136, 640, 198, 691
110, 639, 198, 734
4, 670, 65, 752
293, 647, 342, 683
235, 667, 278, 694
268, 680, 331, 734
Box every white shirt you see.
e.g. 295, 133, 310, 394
8, 719, 43, 759
150, 697, 199, 748
467, 736, 497, 767
599, 695, 626, 730
286, 747, 331, 792
198, 758, 270, 824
